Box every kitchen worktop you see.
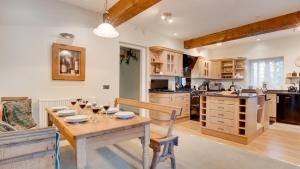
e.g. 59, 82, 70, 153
148, 90, 191, 94
203, 92, 264, 98
267, 90, 300, 95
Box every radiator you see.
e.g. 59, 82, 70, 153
38, 97, 96, 128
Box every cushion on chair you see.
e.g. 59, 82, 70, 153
0, 121, 16, 132
2, 99, 36, 130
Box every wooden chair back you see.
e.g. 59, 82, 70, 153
114, 98, 182, 136
0, 128, 56, 169
1, 97, 29, 101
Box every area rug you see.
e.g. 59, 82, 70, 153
60, 127, 299, 169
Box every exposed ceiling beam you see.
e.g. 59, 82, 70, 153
184, 11, 300, 49
108, 0, 161, 27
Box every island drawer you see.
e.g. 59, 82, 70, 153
207, 110, 234, 120
206, 122, 234, 134
207, 103, 235, 112
207, 97, 236, 105
207, 116, 234, 127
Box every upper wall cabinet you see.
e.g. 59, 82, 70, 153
192, 57, 245, 80
149, 46, 183, 76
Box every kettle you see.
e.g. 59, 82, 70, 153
288, 83, 297, 92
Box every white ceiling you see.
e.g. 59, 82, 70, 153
59, 0, 300, 43
203, 28, 300, 49
128, 0, 300, 40
59, 0, 119, 13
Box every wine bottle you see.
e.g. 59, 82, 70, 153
61, 58, 67, 73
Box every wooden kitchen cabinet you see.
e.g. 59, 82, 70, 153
266, 94, 277, 118
209, 61, 221, 79
191, 57, 245, 80
192, 58, 209, 78
149, 46, 183, 76
149, 93, 190, 120
200, 95, 269, 144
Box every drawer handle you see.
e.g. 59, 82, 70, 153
217, 100, 224, 102
218, 107, 224, 109
217, 121, 224, 123
217, 114, 224, 116
217, 128, 224, 131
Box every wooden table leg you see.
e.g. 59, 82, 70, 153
142, 124, 150, 169
75, 138, 87, 169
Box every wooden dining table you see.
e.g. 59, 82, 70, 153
47, 107, 151, 169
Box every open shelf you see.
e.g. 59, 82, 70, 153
239, 114, 246, 120
239, 129, 245, 135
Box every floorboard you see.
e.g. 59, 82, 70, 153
175, 121, 300, 166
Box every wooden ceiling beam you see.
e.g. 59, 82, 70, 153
184, 11, 300, 49
108, 0, 161, 27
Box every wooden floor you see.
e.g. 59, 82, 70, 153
174, 120, 300, 167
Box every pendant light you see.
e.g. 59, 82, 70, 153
93, 0, 119, 38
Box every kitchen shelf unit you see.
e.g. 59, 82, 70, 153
192, 57, 246, 80
200, 95, 269, 144
200, 96, 207, 128
149, 46, 183, 76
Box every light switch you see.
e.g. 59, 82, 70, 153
103, 85, 110, 89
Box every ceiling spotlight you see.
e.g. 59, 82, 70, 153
216, 42, 223, 46
161, 12, 173, 23
59, 33, 74, 39
256, 38, 261, 41
294, 26, 300, 32
173, 33, 178, 36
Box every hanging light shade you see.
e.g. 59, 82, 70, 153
93, 0, 119, 38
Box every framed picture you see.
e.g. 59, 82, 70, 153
52, 43, 85, 81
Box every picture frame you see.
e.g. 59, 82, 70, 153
52, 43, 86, 81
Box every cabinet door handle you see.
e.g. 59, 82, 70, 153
217, 128, 224, 131
218, 106, 224, 109
218, 114, 224, 116
276, 96, 279, 103
217, 121, 224, 123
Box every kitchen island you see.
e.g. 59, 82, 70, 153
200, 93, 269, 144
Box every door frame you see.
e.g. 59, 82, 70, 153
119, 42, 149, 117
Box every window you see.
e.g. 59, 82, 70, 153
249, 57, 284, 89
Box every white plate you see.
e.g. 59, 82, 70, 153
57, 110, 76, 117
115, 111, 135, 119
52, 106, 69, 112
105, 107, 119, 114
64, 115, 89, 123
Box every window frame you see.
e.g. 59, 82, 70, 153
248, 57, 284, 89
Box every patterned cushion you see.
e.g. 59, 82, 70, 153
0, 121, 16, 132
3, 99, 36, 130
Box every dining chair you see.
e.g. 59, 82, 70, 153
114, 98, 182, 169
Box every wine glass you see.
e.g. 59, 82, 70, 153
91, 106, 100, 122
79, 101, 86, 115
70, 99, 77, 108
103, 104, 110, 118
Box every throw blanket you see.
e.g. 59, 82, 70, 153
2, 100, 36, 130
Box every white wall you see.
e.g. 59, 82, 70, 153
188, 35, 300, 90
0, 0, 183, 124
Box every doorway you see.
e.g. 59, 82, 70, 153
119, 43, 148, 116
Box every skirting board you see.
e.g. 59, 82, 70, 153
201, 127, 265, 145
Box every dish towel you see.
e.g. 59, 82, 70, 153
55, 131, 60, 169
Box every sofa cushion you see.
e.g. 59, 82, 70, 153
3, 99, 36, 130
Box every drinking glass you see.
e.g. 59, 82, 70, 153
103, 104, 110, 118
70, 99, 77, 108
79, 101, 86, 115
